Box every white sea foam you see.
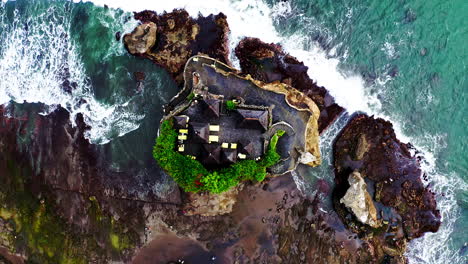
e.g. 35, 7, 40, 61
382, 41, 397, 59
98, 8, 139, 60
406, 172, 466, 263
0, 2, 144, 144
309, 112, 349, 181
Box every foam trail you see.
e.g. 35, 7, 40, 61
0, 2, 144, 144
71, 1, 465, 262
401, 128, 467, 263
315, 112, 350, 175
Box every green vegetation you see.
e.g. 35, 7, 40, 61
87, 196, 136, 253
153, 120, 284, 193
187, 92, 195, 101
0, 155, 137, 263
153, 120, 208, 192
225, 100, 236, 110
0, 158, 89, 263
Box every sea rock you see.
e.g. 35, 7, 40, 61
235, 37, 344, 133
133, 71, 146, 82
123, 22, 157, 54
125, 9, 231, 83
298, 151, 317, 164
333, 114, 441, 239
340, 171, 380, 228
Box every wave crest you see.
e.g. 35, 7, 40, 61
0, 1, 144, 144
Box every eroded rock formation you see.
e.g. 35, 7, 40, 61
124, 22, 157, 54
340, 171, 380, 228
124, 9, 230, 83
183, 185, 243, 216
333, 114, 441, 260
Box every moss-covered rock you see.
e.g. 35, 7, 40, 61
0, 153, 138, 263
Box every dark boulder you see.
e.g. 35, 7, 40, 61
333, 114, 440, 243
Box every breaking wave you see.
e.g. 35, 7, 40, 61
0, 1, 144, 144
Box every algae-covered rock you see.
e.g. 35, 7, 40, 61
0, 105, 148, 263
340, 171, 379, 228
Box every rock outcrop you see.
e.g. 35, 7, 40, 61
333, 114, 441, 260
340, 171, 380, 228
124, 22, 157, 54
235, 37, 344, 133
124, 9, 230, 83
0, 104, 177, 263
135, 176, 395, 263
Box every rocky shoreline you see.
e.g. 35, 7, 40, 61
0, 8, 440, 264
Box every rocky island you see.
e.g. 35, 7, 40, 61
155, 54, 320, 191
0, 7, 441, 264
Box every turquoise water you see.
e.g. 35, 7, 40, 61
265, 0, 468, 262
268, 1, 468, 262
0, 0, 466, 263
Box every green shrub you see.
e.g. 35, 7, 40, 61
153, 120, 284, 194
187, 92, 195, 101
153, 120, 208, 192
225, 100, 236, 110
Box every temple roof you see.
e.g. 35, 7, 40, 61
173, 115, 188, 129
237, 109, 268, 131
190, 122, 209, 143
201, 98, 220, 118
239, 139, 255, 157
202, 144, 221, 165
221, 149, 237, 164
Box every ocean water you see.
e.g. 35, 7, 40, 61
0, 0, 466, 263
